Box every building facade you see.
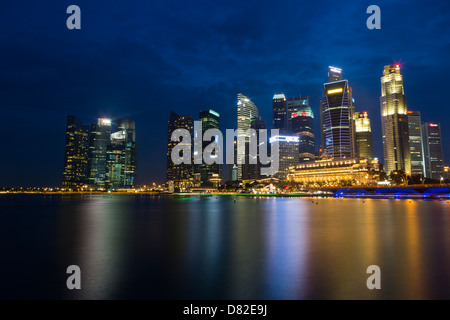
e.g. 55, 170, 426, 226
353, 112, 373, 161
287, 158, 381, 186
322, 79, 355, 158
106, 119, 137, 190
380, 64, 411, 175
166, 111, 194, 191
237, 93, 259, 180
197, 109, 221, 186
269, 135, 299, 180
407, 111, 424, 177
62, 116, 89, 190
290, 97, 315, 162
87, 118, 112, 188
422, 122, 444, 180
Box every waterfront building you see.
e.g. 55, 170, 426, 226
422, 122, 445, 180
407, 111, 424, 177
62, 116, 89, 190
197, 109, 221, 185
269, 135, 299, 180
237, 93, 259, 180
353, 112, 373, 161
380, 64, 411, 175
87, 118, 112, 188
166, 111, 194, 191
106, 119, 137, 189
287, 158, 381, 186
321, 74, 355, 158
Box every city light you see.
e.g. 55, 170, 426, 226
327, 88, 343, 94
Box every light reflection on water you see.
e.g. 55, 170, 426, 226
0, 194, 449, 299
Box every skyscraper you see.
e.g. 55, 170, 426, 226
166, 111, 194, 191
243, 116, 266, 180
353, 112, 373, 161
322, 76, 354, 158
407, 111, 424, 177
272, 93, 287, 132
269, 135, 299, 180
290, 97, 315, 162
62, 116, 89, 190
380, 64, 411, 175
106, 119, 137, 189
321, 66, 343, 149
87, 118, 112, 188
237, 93, 259, 180
422, 122, 444, 180
197, 109, 221, 185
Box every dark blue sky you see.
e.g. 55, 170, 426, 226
1, 0, 449, 186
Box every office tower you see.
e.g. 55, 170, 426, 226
62, 116, 89, 190
422, 122, 444, 180
87, 118, 112, 188
407, 111, 424, 177
243, 116, 266, 180
272, 93, 287, 132
290, 97, 315, 162
166, 111, 194, 191
106, 119, 137, 189
320, 66, 343, 149
322, 76, 355, 158
197, 109, 221, 185
237, 93, 259, 180
380, 64, 411, 175
353, 112, 373, 161
269, 135, 300, 180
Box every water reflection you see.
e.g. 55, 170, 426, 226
1, 194, 450, 299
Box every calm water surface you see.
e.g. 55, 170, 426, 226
0, 194, 449, 299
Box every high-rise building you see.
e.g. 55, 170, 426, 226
380, 64, 411, 175
422, 122, 445, 180
197, 109, 221, 185
106, 119, 137, 189
290, 97, 315, 162
322, 77, 354, 158
62, 116, 89, 190
272, 93, 287, 132
237, 93, 259, 180
353, 112, 373, 161
321, 66, 343, 149
242, 116, 266, 180
407, 111, 424, 177
269, 135, 299, 180
87, 118, 112, 188
166, 111, 194, 191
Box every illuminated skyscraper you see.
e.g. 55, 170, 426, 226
62, 116, 89, 190
272, 93, 287, 132
322, 73, 355, 158
422, 122, 444, 180
407, 111, 424, 177
320, 66, 343, 148
197, 109, 221, 185
243, 116, 266, 180
290, 96, 315, 162
166, 111, 194, 191
353, 112, 373, 161
237, 93, 259, 180
269, 135, 299, 180
106, 119, 137, 189
87, 118, 112, 188
380, 64, 411, 175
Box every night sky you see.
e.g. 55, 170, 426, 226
1, 0, 449, 187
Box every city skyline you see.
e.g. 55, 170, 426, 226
1, 1, 450, 186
